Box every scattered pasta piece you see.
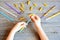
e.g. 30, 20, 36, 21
38, 7, 43, 11
14, 3, 18, 9
19, 17, 26, 21
29, 6, 33, 11
20, 2, 24, 8
43, 3, 48, 7
33, 3, 37, 7
19, 17, 25, 20
27, 0, 30, 5
28, 13, 34, 17
19, 7, 24, 12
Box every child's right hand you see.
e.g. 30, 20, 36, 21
30, 14, 41, 28
30, 15, 49, 40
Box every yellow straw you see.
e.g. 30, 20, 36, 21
41, 5, 55, 18
46, 11, 60, 20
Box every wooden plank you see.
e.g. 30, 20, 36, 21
0, 0, 60, 40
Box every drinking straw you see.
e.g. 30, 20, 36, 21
18, 19, 31, 32
18, 25, 25, 32
0, 11, 14, 21
5, 2, 21, 14
0, 6, 17, 17
46, 11, 60, 20
18, 15, 31, 32
27, 19, 31, 24
41, 5, 55, 18
19, 13, 34, 32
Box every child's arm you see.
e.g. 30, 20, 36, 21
6, 22, 27, 40
30, 15, 49, 40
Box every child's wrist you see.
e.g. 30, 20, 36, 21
11, 28, 17, 34
35, 24, 41, 28
9, 29, 16, 36
35, 25, 42, 29
35, 23, 42, 29
36, 25, 43, 32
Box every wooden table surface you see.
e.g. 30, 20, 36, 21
0, 0, 60, 40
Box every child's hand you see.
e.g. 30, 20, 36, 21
30, 15, 49, 40
30, 14, 41, 28
11, 22, 27, 33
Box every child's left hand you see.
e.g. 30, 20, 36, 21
11, 22, 27, 33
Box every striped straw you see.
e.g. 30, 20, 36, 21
46, 11, 60, 20
41, 5, 55, 18
19, 17, 31, 32
0, 6, 17, 17
0, 11, 14, 22
27, 19, 31, 24
5, 2, 21, 14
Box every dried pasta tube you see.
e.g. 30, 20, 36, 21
14, 3, 19, 9
38, 7, 43, 11
33, 3, 37, 7
29, 6, 33, 11
27, 0, 30, 5
19, 7, 24, 12
20, 2, 24, 8
43, 3, 48, 7
28, 13, 34, 16
19, 17, 27, 21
